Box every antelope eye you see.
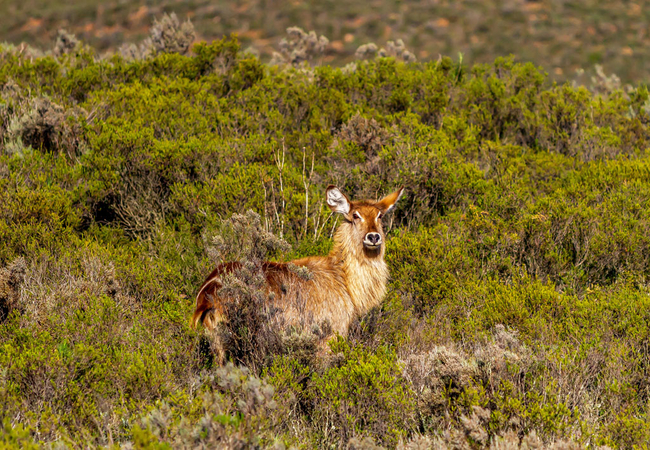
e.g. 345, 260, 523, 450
353, 212, 361, 220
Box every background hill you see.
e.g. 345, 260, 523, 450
2, 0, 650, 84
1, 14, 650, 449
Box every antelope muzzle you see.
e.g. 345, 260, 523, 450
363, 232, 382, 249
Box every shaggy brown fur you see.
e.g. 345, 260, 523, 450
192, 186, 403, 355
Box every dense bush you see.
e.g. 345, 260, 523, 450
1, 26, 650, 448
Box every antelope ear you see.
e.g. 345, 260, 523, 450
326, 185, 351, 214
376, 187, 404, 214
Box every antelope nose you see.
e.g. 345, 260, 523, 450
366, 233, 382, 245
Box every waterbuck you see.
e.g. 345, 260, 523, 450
192, 185, 403, 356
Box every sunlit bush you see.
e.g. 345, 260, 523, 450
1, 20, 649, 448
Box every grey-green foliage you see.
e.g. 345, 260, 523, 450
119, 12, 195, 60
0, 24, 649, 449
356, 39, 416, 62
53, 29, 79, 57
270, 26, 329, 66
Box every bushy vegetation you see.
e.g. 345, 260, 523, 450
3, 0, 650, 85
1, 21, 650, 448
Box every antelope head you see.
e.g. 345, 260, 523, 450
326, 185, 404, 256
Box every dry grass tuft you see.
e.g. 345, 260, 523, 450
356, 40, 416, 62
148, 12, 195, 56
401, 345, 479, 418
348, 435, 385, 450
119, 12, 195, 60
378, 39, 417, 62
53, 29, 80, 56
474, 324, 535, 385
339, 113, 392, 157
270, 26, 329, 66
5, 96, 85, 155
19, 252, 122, 325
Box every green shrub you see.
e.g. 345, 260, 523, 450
309, 339, 416, 446
1, 28, 650, 448
0, 420, 39, 450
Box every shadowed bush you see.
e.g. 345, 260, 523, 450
0, 257, 26, 322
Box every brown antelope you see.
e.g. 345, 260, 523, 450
192, 185, 404, 357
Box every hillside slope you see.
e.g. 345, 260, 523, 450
2, 0, 650, 84
1, 26, 650, 448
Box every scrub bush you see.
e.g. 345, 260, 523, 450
1, 23, 649, 448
